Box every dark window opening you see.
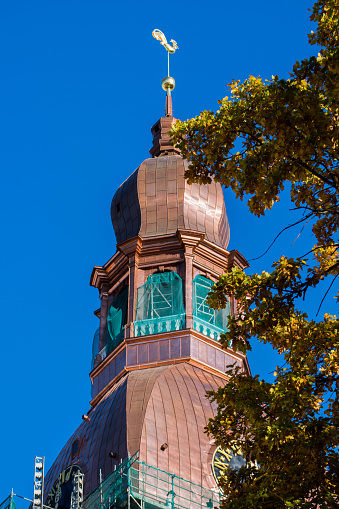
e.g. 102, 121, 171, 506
116, 202, 121, 214
72, 439, 79, 459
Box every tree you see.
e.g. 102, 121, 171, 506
172, 1, 339, 507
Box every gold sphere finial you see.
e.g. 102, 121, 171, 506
161, 76, 175, 92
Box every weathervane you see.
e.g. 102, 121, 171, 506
152, 29, 178, 100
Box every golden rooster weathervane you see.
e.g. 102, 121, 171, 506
152, 29, 179, 96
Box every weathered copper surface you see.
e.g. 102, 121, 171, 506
138, 363, 225, 488
90, 328, 247, 401
43, 364, 226, 501
111, 155, 230, 249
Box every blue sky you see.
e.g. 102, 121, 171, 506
1, 0, 332, 505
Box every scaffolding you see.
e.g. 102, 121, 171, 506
0, 495, 15, 509
83, 455, 220, 509
134, 272, 185, 337
192, 276, 230, 341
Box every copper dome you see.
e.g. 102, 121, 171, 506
111, 154, 230, 249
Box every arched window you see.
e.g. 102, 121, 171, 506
72, 439, 80, 459
134, 271, 185, 336
193, 275, 230, 340
106, 286, 129, 355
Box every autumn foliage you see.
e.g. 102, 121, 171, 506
172, 1, 339, 507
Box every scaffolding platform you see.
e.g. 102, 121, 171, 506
83, 455, 220, 509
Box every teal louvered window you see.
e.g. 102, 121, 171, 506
193, 275, 230, 340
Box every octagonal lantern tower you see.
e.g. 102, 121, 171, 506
41, 37, 250, 509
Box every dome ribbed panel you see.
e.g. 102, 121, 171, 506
138, 156, 185, 238
111, 168, 141, 244
138, 363, 226, 489
183, 174, 230, 249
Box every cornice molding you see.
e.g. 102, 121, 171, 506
228, 249, 250, 270
177, 229, 205, 248
118, 235, 143, 256
89, 358, 232, 409
90, 250, 128, 289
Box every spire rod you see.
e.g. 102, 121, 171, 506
165, 93, 173, 116
152, 29, 179, 116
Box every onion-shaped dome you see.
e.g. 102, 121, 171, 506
111, 154, 230, 249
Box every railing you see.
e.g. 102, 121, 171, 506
82, 455, 220, 509
128, 462, 220, 509
134, 313, 185, 337
133, 313, 228, 342
193, 316, 227, 341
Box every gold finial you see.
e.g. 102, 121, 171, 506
152, 29, 178, 93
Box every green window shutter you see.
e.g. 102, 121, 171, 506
106, 287, 129, 355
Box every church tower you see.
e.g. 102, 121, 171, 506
41, 32, 250, 509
